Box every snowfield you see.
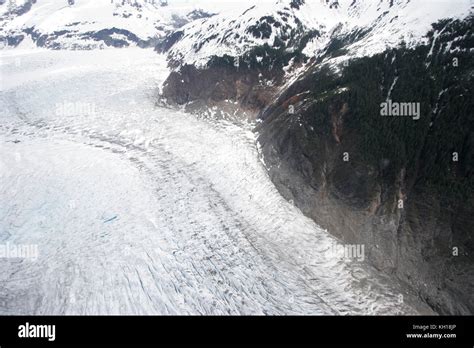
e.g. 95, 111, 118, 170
0, 48, 432, 315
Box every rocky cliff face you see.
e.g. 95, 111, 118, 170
160, 50, 294, 120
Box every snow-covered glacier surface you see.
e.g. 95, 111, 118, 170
0, 48, 431, 315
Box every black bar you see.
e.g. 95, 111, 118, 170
0, 316, 473, 346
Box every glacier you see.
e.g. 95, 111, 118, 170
0, 48, 433, 315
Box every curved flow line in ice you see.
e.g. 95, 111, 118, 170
0, 49, 431, 315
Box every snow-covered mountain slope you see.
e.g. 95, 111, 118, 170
338, 0, 473, 59
1, 0, 164, 48
165, 0, 473, 68
166, 0, 337, 67
0, 0, 255, 49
